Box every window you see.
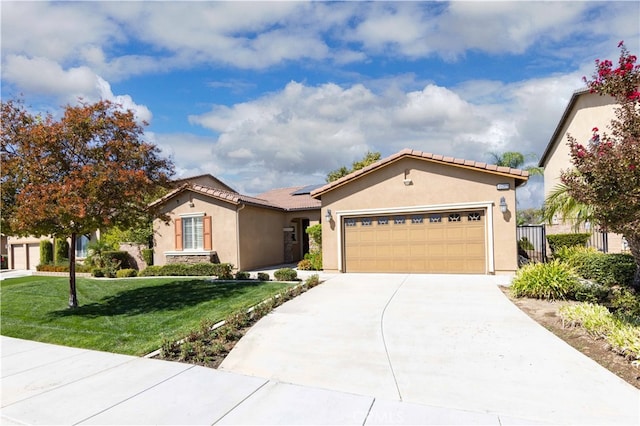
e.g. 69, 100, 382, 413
429, 214, 442, 223
345, 218, 357, 227
468, 212, 481, 222
75, 235, 90, 258
183, 216, 203, 250
378, 217, 389, 225
394, 216, 406, 225
361, 218, 372, 226
448, 213, 461, 222
411, 215, 423, 224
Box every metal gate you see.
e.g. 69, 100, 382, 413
516, 225, 547, 263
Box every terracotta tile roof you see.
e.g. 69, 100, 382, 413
311, 148, 529, 198
256, 186, 322, 211
149, 183, 279, 210
149, 183, 321, 212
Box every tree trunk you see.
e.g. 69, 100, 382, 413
625, 232, 640, 289
68, 233, 78, 308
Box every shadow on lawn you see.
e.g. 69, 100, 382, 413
49, 279, 262, 318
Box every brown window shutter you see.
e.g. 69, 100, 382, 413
203, 215, 212, 251
175, 218, 183, 250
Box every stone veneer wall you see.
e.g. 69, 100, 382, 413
165, 252, 218, 265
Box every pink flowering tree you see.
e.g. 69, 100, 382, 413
562, 41, 640, 286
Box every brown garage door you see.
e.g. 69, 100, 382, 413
344, 211, 486, 273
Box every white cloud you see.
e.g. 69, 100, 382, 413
187, 77, 578, 204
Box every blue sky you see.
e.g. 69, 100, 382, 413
2, 1, 639, 209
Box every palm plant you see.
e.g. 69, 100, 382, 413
489, 151, 543, 176
542, 183, 594, 231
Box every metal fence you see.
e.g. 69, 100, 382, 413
516, 225, 547, 263
516, 226, 610, 264
588, 230, 609, 253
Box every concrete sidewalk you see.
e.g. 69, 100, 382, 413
2, 336, 535, 425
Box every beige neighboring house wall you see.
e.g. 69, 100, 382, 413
151, 183, 321, 271
312, 149, 528, 275
539, 89, 627, 253
7, 231, 100, 271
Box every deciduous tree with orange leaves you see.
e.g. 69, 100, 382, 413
1, 99, 174, 307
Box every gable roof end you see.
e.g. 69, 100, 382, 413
311, 148, 529, 198
538, 88, 591, 167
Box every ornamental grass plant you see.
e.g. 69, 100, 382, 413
511, 260, 580, 301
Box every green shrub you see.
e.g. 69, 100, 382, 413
552, 246, 597, 266
92, 268, 105, 277
257, 272, 270, 281
609, 287, 640, 318
235, 271, 250, 280
137, 262, 234, 278
304, 274, 320, 288
560, 303, 640, 360
518, 237, 535, 251
54, 238, 69, 263
274, 268, 298, 281
103, 251, 130, 269
159, 263, 190, 276
574, 280, 609, 303
306, 223, 322, 247
138, 265, 163, 276
36, 262, 92, 273
297, 259, 312, 270
510, 260, 580, 301
546, 233, 591, 254
142, 248, 153, 266
116, 268, 138, 278
40, 240, 53, 265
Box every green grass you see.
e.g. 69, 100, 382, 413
1, 275, 289, 356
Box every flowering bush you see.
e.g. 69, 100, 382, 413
563, 41, 640, 287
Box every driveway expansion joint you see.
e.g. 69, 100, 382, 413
380, 274, 409, 402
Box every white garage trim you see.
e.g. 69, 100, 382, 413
335, 201, 495, 273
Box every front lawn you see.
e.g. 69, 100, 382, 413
0, 275, 290, 356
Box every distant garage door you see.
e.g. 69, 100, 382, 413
10, 243, 40, 270
343, 210, 486, 274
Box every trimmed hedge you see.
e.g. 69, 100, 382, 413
54, 239, 69, 263
36, 263, 92, 273
554, 246, 636, 287
40, 240, 53, 265
547, 233, 591, 253
138, 262, 234, 279
235, 271, 250, 280
274, 268, 298, 281
103, 251, 131, 269
142, 248, 154, 266
116, 268, 138, 278
257, 272, 270, 281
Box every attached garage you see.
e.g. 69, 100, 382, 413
344, 210, 486, 273
311, 149, 528, 275
10, 242, 40, 270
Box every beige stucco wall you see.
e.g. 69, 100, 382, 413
153, 191, 239, 267
237, 206, 285, 270
7, 231, 100, 270
543, 92, 626, 253
543, 93, 617, 199
318, 157, 520, 274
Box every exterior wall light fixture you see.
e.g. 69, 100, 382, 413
325, 209, 332, 222
499, 197, 508, 213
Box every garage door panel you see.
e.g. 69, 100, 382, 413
344, 210, 487, 274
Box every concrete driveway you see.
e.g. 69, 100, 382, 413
220, 273, 640, 425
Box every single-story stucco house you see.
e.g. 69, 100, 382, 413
311, 149, 528, 274
538, 89, 627, 253
152, 149, 528, 275
150, 176, 321, 271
